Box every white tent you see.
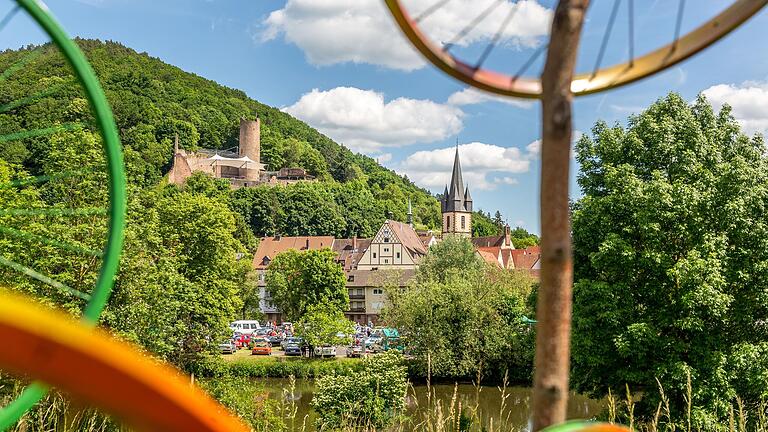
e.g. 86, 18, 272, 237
205, 154, 264, 170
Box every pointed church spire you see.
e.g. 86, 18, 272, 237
448, 145, 464, 202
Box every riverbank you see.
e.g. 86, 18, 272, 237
192, 352, 366, 378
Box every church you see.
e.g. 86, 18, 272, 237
251, 145, 540, 324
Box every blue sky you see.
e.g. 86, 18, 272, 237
8, 0, 768, 234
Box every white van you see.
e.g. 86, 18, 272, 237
230, 320, 261, 335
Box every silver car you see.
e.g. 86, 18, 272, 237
219, 341, 237, 354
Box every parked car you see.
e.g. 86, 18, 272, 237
314, 345, 337, 358
345, 345, 364, 358
229, 320, 260, 335
281, 337, 303, 351
234, 334, 252, 349
364, 336, 382, 348
251, 338, 272, 355
284, 343, 302, 356
219, 341, 237, 354
267, 334, 283, 347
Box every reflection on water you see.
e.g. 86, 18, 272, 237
257, 378, 603, 431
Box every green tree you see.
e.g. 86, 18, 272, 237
472, 211, 500, 237
266, 248, 348, 321
571, 93, 768, 425
295, 303, 353, 348
509, 227, 539, 248
384, 237, 536, 380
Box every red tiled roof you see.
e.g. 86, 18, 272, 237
477, 249, 502, 267
510, 246, 540, 270
333, 238, 372, 271
252, 236, 335, 269
388, 220, 428, 257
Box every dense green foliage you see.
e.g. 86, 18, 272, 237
0, 40, 449, 236
266, 248, 348, 321
571, 93, 768, 428
296, 303, 354, 347
384, 237, 536, 382
311, 352, 408, 429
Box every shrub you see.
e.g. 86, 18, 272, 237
311, 351, 408, 429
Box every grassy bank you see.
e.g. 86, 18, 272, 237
192, 354, 366, 379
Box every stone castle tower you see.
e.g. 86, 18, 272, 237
239, 117, 261, 181
441, 147, 472, 237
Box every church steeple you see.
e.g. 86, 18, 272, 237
442, 146, 471, 213
441, 144, 472, 237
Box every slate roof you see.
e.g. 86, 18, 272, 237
441, 147, 473, 213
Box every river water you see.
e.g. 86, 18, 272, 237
258, 378, 603, 431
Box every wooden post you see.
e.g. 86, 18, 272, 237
533, 1, 589, 430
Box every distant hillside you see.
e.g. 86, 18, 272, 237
0, 39, 501, 237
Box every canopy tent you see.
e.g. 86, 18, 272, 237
205, 154, 264, 170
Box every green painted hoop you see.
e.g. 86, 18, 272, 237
0, 0, 126, 428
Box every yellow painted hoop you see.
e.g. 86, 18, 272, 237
0, 292, 249, 432
384, 0, 768, 99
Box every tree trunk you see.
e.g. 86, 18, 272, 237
533, 1, 589, 430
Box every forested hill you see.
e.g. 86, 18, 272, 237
0, 39, 500, 238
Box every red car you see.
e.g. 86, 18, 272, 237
234, 334, 252, 349
251, 337, 272, 355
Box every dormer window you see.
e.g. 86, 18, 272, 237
262, 256, 271, 265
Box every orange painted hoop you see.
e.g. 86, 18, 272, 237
384, 0, 768, 98
0, 292, 249, 432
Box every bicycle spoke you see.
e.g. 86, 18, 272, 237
0, 226, 102, 257
0, 207, 107, 217
0, 123, 81, 144
0, 256, 91, 301
628, 0, 634, 65
0, 5, 20, 35
0, 49, 41, 84
672, 0, 686, 50
414, 0, 453, 23
0, 168, 95, 189
592, 0, 622, 79
513, 43, 547, 80
474, 1, 519, 70
444, 0, 505, 52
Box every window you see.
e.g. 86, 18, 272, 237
373, 288, 383, 295
446, 215, 451, 230
373, 252, 377, 258
384, 247, 389, 252
384, 259, 389, 264
461, 215, 466, 229
396, 252, 400, 259
356, 289, 363, 295
384, 237, 390, 243
347, 275, 355, 282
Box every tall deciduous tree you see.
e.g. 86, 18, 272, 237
266, 248, 348, 321
384, 237, 536, 381
571, 93, 768, 425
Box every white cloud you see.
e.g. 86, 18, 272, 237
702, 81, 768, 136
447, 87, 534, 108
283, 86, 463, 153
262, 0, 552, 71
374, 153, 393, 164
399, 141, 539, 191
